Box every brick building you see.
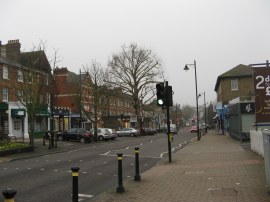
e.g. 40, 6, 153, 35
0, 40, 52, 140
214, 64, 254, 105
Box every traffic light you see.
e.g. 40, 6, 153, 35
156, 83, 165, 106
166, 85, 173, 106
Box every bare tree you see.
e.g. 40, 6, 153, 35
107, 43, 163, 131
80, 60, 111, 141
14, 42, 51, 146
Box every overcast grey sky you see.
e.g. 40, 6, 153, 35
1, 0, 270, 107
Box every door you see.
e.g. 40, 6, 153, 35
13, 118, 23, 138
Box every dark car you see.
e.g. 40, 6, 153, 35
141, 128, 156, 135
57, 128, 93, 143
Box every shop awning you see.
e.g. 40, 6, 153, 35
11, 109, 26, 117
0, 102, 8, 110
36, 110, 50, 117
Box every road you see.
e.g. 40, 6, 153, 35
0, 128, 196, 202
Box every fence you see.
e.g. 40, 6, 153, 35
250, 129, 264, 157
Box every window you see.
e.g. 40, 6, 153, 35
3, 88, 8, 101
14, 119, 21, 131
18, 70, 23, 82
231, 79, 238, 91
3, 65, 8, 79
17, 90, 23, 102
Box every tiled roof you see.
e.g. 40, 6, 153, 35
214, 64, 253, 91
20, 50, 51, 72
0, 56, 22, 67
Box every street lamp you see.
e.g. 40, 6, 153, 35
184, 60, 200, 141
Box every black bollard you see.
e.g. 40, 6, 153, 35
134, 147, 141, 181
43, 135, 45, 146
71, 166, 80, 202
48, 136, 51, 149
116, 153, 125, 193
54, 132, 57, 148
3, 188, 16, 202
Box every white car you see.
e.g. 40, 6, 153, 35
104, 128, 117, 140
90, 128, 112, 141
116, 128, 139, 137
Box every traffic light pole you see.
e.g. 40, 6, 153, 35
166, 81, 172, 163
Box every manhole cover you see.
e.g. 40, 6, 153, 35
211, 188, 238, 196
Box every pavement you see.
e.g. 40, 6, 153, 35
91, 130, 270, 202
1, 130, 270, 202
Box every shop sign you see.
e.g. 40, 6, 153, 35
253, 67, 270, 122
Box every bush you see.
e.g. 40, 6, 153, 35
0, 141, 29, 151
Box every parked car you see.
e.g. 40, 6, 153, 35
57, 128, 93, 143
157, 126, 167, 133
105, 128, 117, 140
141, 128, 156, 135
190, 125, 202, 133
116, 128, 139, 137
169, 127, 177, 135
90, 128, 112, 141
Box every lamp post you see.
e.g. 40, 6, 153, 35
184, 60, 200, 141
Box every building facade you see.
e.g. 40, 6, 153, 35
0, 40, 52, 140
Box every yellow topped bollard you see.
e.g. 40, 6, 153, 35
3, 188, 16, 202
71, 167, 80, 202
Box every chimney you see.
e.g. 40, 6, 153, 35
6, 39, 21, 62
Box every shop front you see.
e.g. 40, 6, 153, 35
11, 108, 26, 139
53, 107, 70, 132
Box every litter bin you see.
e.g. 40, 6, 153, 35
262, 131, 270, 190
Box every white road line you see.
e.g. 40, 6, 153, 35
78, 194, 94, 198
102, 151, 111, 155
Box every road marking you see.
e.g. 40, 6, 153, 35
102, 151, 111, 155
78, 194, 94, 198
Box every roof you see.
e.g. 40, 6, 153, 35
214, 64, 253, 91
0, 56, 22, 68
20, 50, 51, 72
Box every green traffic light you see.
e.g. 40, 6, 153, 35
158, 99, 164, 105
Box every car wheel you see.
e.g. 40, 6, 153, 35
79, 137, 86, 143
117, 133, 120, 137
58, 135, 63, 141
98, 136, 104, 141
130, 133, 134, 137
